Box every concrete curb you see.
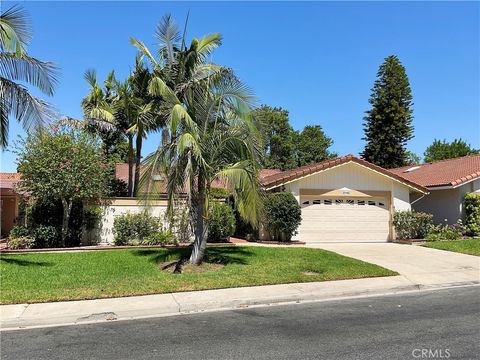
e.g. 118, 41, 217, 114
2, 276, 478, 331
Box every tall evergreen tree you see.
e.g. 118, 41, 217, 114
361, 55, 414, 168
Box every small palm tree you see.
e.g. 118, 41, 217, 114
0, 5, 58, 147
135, 16, 263, 264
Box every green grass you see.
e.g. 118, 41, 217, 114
422, 239, 480, 256
0, 246, 396, 304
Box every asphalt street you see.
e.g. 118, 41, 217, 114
1, 286, 479, 360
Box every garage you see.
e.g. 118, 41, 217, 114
299, 195, 390, 242
260, 155, 428, 243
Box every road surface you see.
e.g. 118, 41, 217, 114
1, 286, 479, 360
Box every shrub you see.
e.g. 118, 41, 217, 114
142, 231, 178, 246
8, 236, 35, 250
33, 225, 60, 248
83, 206, 103, 231
426, 221, 464, 241
464, 193, 480, 236
9, 225, 30, 239
263, 192, 302, 241
393, 211, 433, 240
163, 206, 192, 243
113, 211, 160, 245
207, 202, 236, 242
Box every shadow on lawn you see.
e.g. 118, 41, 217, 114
0, 256, 52, 267
132, 246, 252, 266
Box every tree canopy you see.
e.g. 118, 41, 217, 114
423, 139, 479, 163
296, 125, 337, 166
361, 55, 414, 169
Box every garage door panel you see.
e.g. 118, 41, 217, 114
299, 195, 390, 243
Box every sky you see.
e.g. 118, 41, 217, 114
1, 1, 479, 172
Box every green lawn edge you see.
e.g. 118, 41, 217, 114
0, 246, 397, 305
422, 239, 480, 256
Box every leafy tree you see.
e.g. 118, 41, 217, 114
0, 5, 59, 147
361, 55, 414, 168
15, 127, 108, 246
405, 151, 421, 165
296, 125, 336, 166
133, 15, 263, 264
254, 105, 297, 170
423, 139, 479, 163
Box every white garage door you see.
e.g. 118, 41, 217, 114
299, 196, 390, 242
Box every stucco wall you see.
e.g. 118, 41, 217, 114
283, 162, 413, 212
84, 199, 168, 245
412, 179, 479, 224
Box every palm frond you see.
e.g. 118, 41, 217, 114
0, 77, 55, 147
195, 33, 222, 61
129, 37, 159, 69
0, 5, 31, 54
155, 14, 181, 64
0, 53, 59, 95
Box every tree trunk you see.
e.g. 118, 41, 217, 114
61, 199, 72, 247
133, 134, 142, 197
127, 134, 134, 197
189, 173, 208, 265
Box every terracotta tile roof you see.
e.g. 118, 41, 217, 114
390, 155, 480, 188
0, 173, 21, 190
260, 154, 428, 193
115, 164, 282, 193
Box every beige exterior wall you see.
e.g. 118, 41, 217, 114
86, 198, 169, 245
412, 179, 480, 224
277, 162, 415, 241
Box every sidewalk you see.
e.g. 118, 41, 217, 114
1, 274, 477, 331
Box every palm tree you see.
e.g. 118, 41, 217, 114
134, 16, 263, 265
0, 5, 58, 147
82, 64, 157, 196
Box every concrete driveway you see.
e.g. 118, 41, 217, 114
307, 242, 479, 287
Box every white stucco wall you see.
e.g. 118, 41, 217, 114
84, 199, 168, 245
283, 162, 414, 212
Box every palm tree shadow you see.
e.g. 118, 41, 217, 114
132, 246, 251, 266
0, 257, 52, 267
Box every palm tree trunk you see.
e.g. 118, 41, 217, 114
133, 134, 142, 196
127, 134, 134, 197
61, 198, 72, 247
189, 173, 207, 265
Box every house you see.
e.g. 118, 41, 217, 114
390, 155, 480, 224
0, 173, 22, 238
260, 154, 428, 243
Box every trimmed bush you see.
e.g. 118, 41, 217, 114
9, 225, 30, 239
113, 211, 161, 245
207, 202, 236, 242
426, 222, 463, 241
263, 192, 302, 241
393, 211, 433, 240
8, 236, 35, 250
33, 225, 60, 248
464, 193, 480, 236
142, 231, 178, 246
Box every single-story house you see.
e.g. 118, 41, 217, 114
390, 155, 480, 224
260, 154, 428, 243
0, 173, 22, 238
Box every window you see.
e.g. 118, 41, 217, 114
313, 199, 321, 204
302, 200, 310, 205
368, 200, 376, 206
335, 199, 344, 205
378, 202, 385, 207
323, 199, 332, 205
346, 200, 354, 205
357, 200, 365, 205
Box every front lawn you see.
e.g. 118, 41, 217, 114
422, 239, 480, 256
0, 246, 396, 304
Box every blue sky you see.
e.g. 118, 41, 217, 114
1, 1, 479, 172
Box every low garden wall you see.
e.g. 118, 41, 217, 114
84, 198, 168, 245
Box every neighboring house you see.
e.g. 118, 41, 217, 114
390, 155, 480, 224
0, 173, 22, 238
260, 154, 428, 243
